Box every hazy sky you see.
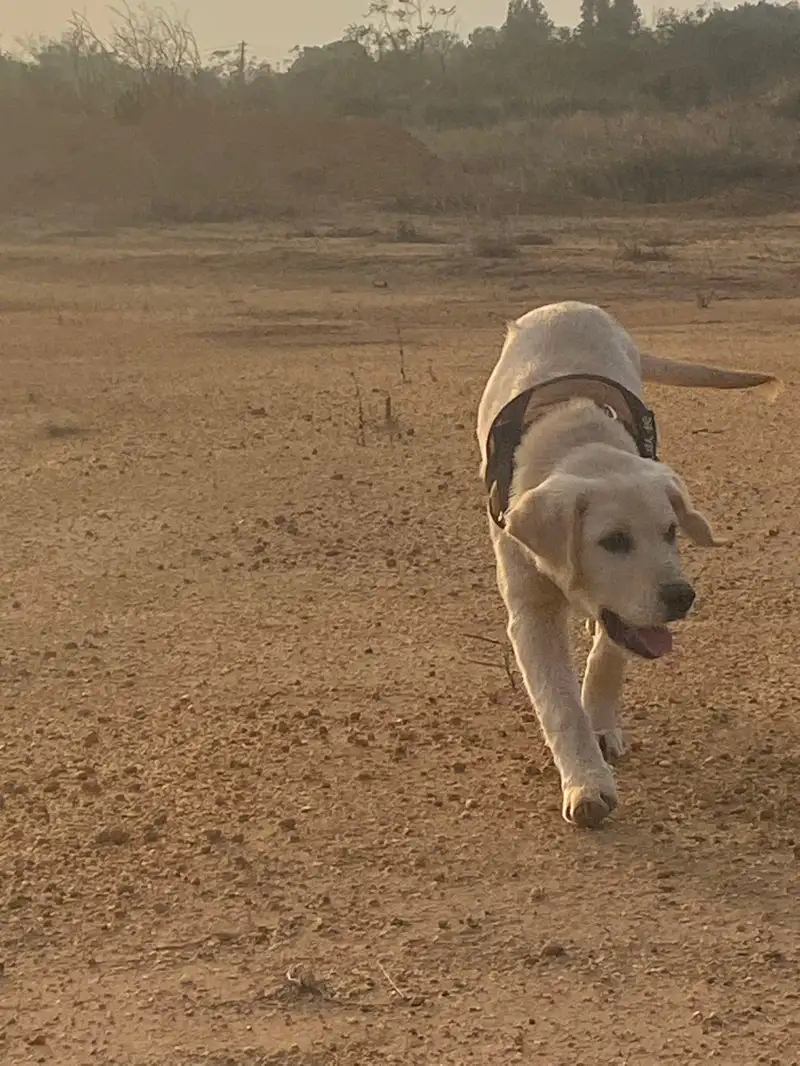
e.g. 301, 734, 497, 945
3, 2, 719, 61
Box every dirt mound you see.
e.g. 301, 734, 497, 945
0, 100, 149, 219
0, 102, 468, 222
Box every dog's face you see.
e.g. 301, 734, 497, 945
504, 463, 725, 659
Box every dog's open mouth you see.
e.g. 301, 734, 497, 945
601, 609, 673, 660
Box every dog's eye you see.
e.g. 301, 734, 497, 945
599, 531, 633, 554
665, 523, 678, 544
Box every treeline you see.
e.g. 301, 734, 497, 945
3, 1, 800, 128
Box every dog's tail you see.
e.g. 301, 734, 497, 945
640, 352, 782, 400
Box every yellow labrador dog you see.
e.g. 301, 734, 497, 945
478, 301, 779, 829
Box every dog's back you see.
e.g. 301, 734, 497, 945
477, 302, 644, 466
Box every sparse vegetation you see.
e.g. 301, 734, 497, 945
615, 240, 671, 263
471, 233, 519, 259
516, 230, 555, 247
280, 965, 331, 1002
395, 219, 439, 243
4, 2, 800, 220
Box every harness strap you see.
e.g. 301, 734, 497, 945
485, 374, 658, 528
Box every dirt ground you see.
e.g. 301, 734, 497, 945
1, 213, 798, 1065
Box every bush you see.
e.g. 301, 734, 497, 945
422, 108, 800, 207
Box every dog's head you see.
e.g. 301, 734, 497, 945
504, 462, 726, 659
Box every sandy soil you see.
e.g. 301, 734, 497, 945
1, 215, 798, 1065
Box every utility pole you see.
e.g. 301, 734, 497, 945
237, 40, 246, 83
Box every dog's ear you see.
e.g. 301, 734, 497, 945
664, 473, 728, 548
504, 474, 589, 588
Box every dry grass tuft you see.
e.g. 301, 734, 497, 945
516, 231, 555, 247
394, 219, 441, 244
282, 966, 331, 1001
471, 233, 518, 259
615, 240, 671, 263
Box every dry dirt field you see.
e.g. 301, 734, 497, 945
1, 213, 799, 1065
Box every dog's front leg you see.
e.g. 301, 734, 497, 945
582, 623, 628, 763
496, 538, 617, 828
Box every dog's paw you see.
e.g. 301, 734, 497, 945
561, 772, 618, 829
596, 728, 627, 764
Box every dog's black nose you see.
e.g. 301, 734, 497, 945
660, 581, 696, 620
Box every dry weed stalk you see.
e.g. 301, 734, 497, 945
394, 320, 408, 383
462, 632, 518, 692
383, 393, 400, 441
376, 960, 410, 1001
350, 371, 366, 446
284, 965, 331, 1001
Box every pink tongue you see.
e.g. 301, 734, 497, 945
635, 626, 673, 658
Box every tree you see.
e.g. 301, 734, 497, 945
283, 39, 377, 115
346, 1, 457, 56
469, 25, 503, 50
106, 2, 201, 94
289, 39, 370, 75
9, 0, 800, 134
580, 0, 641, 38
503, 0, 554, 45
18, 18, 131, 111
607, 0, 642, 37
579, 0, 596, 35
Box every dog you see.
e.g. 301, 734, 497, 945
477, 301, 779, 829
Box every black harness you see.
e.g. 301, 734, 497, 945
485, 373, 659, 528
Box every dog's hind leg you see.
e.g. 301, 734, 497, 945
581, 623, 627, 763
